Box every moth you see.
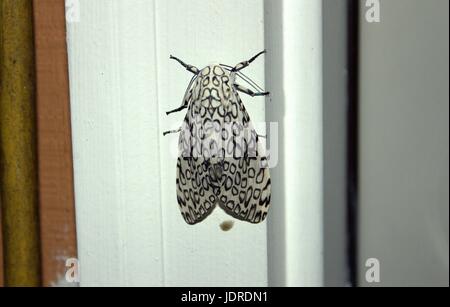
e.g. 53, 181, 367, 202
164, 51, 271, 225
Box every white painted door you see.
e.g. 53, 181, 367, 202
66, 0, 324, 287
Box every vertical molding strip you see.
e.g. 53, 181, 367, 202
265, 0, 324, 286
33, 0, 78, 286
322, 0, 351, 286
347, 0, 359, 287
0, 206, 3, 286
0, 0, 41, 287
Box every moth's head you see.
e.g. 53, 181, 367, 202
195, 64, 235, 109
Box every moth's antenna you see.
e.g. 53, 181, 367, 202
221, 64, 265, 93
236, 72, 265, 93
180, 73, 198, 106
184, 74, 198, 98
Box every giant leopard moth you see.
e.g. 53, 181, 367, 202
164, 51, 271, 225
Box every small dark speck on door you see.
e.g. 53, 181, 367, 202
220, 220, 234, 231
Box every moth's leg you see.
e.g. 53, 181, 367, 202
170, 55, 200, 74
163, 127, 181, 136
232, 50, 266, 72
234, 83, 270, 97
166, 88, 192, 115
166, 105, 187, 115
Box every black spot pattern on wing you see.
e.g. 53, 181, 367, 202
176, 157, 219, 225
216, 96, 271, 223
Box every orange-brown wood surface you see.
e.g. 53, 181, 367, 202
0, 209, 3, 286
33, 0, 77, 286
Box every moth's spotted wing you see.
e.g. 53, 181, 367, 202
176, 157, 218, 225
216, 96, 271, 223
